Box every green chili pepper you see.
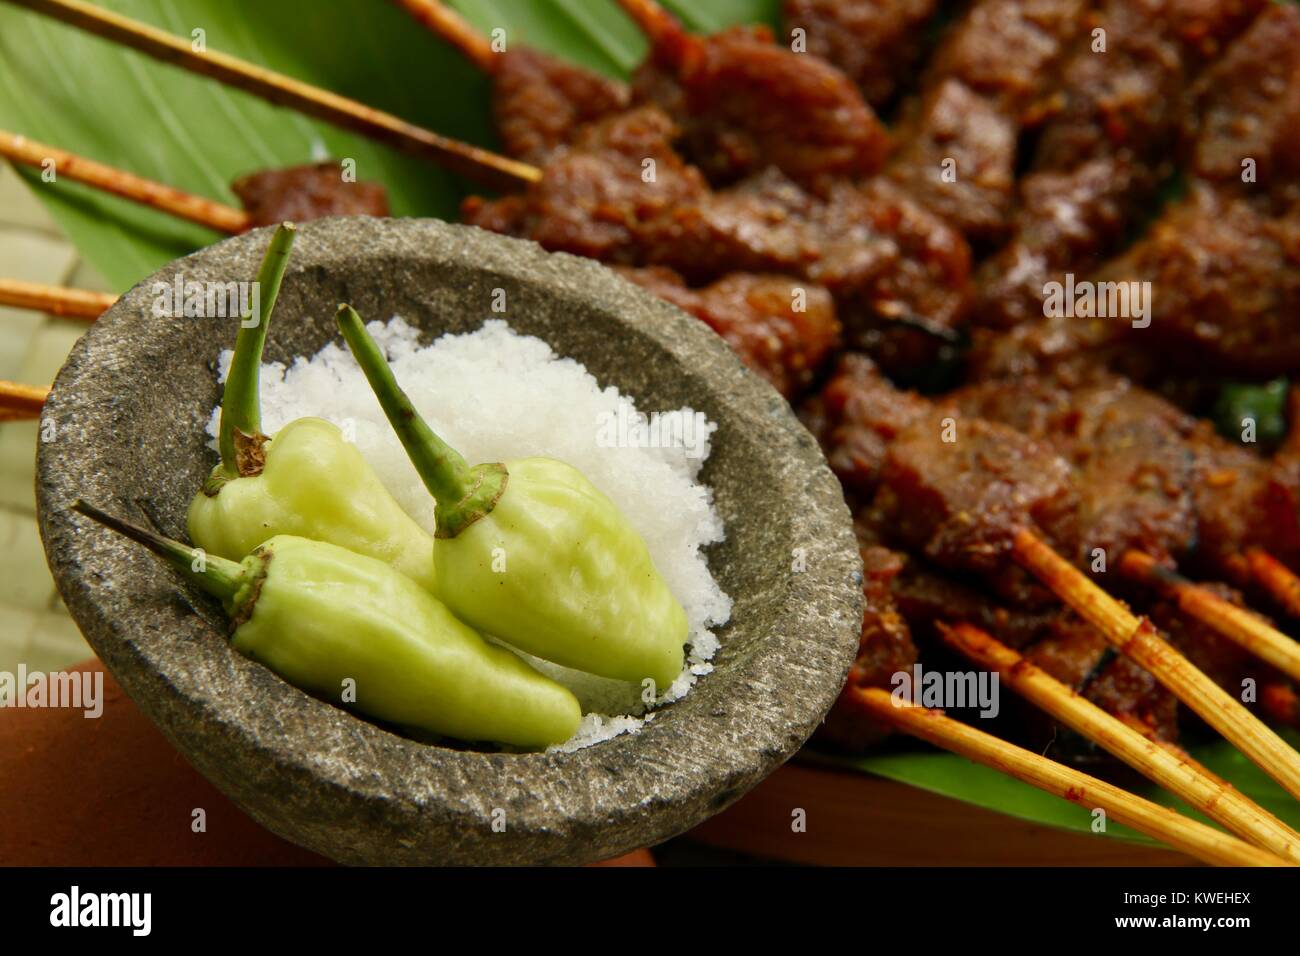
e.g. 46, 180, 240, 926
186, 224, 437, 591
336, 305, 689, 691
74, 500, 581, 749
1213, 379, 1289, 446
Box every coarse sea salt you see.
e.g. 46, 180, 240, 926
206, 317, 731, 752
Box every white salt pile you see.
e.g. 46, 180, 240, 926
206, 317, 732, 751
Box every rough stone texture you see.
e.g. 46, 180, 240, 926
36, 218, 862, 865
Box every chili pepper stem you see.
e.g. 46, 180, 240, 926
71, 499, 246, 603
335, 304, 508, 538
217, 223, 297, 478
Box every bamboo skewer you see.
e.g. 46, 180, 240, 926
0, 278, 114, 320
615, 0, 692, 60
1111, 710, 1238, 789
0, 130, 250, 234
1012, 527, 1300, 801
938, 621, 1300, 862
1120, 549, 1300, 684
393, 0, 497, 73
854, 687, 1290, 867
4, 0, 540, 191
1246, 548, 1300, 620
0, 381, 49, 418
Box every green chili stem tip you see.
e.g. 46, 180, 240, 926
333, 304, 508, 538
218, 222, 298, 477
71, 499, 245, 602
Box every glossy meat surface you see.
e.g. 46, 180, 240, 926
782, 0, 939, 107
232, 163, 389, 226
492, 47, 629, 163
799, 354, 930, 502
874, 413, 1080, 605
461, 106, 709, 263
615, 266, 840, 397
631, 25, 890, 186
1108, 186, 1300, 376
887, 79, 1019, 247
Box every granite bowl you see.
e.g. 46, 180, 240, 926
36, 218, 863, 865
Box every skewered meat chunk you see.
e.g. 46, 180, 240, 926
949, 376, 1199, 568
1028, 0, 1264, 169
231, 163, 389, 226
782, 0, 939, 108
887, 80, 1019, 247
964, 308, 1135, 384
614, 266, 840, 398
972, 0, 1266, 329
492, 47, 630, 164
461, 106, 709, 263
885, 0, 1090, 246
631, 24, 890, 187
813, 353, 1300, 607
878, 523, 1181, 751
1030, 0, 1192, 171
873, 413, 1080, 606
799, 353, 930, 502
646, 171, 972, 375
948, 371, 1300, 582
1107, 185, 1300, 376
468, 116, 971, 378
1188, 432, 1300, 585
973, 155, 1146, 329
921, 0, 1090, 112
1183, 4, 1300, 196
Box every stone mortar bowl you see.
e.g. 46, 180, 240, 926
36, 218, 862, 865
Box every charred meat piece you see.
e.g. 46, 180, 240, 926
887, 79, 1019, 247
973, 0, 1265, 329
1030, 0, 1193, 171
1188, 425, 1300, 584
782, 0, 939, 108
973, 155, 1147, 329
461, 106, 709, 264
1029, 0, 1265, 169
1033, 383, 1198, 570
950, 368, 1300, 584
963, 310, 1126, 382
631, 24, 890, 187
615, 266, 840, 398
922, 0, 1091, 113
799, 353, 930, 503
821, 179, 972, 374
886, 0, 1089, 246
949, 375, 1199, 568
645, 171, 972, 376
1107, 185, 1300, 377
232, 163, 389, 226
464, 126, 969, 378
492, 47, 630, 164
873, 412, 1080, 606
1183, 5, 1300, 202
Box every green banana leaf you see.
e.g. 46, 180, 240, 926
0, 0, 779, 290
2, 0, 1297, 850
